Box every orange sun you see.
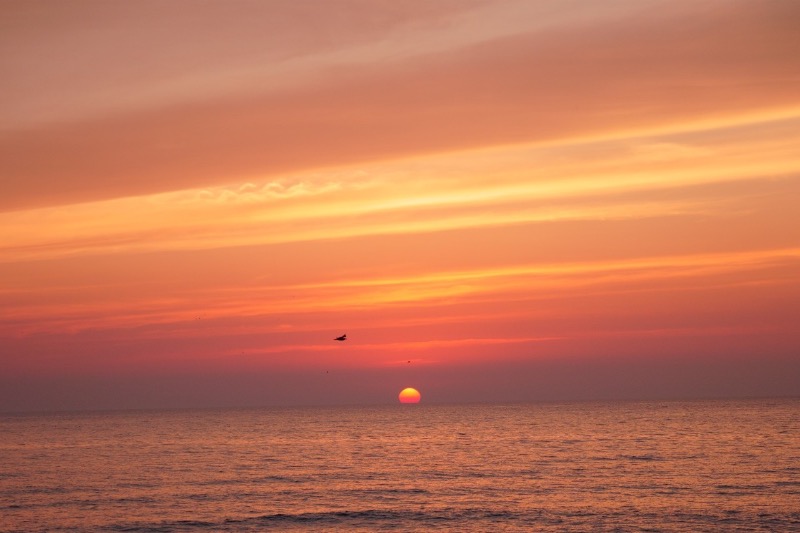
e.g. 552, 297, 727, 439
398, 387, 421, 404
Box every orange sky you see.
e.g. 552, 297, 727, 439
1, 0, 799, 411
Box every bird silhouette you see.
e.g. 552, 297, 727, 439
334, 334, 347, 341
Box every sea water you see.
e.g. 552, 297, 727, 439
1, 399, 798, 532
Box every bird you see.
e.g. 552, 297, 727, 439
334, 334, 347, 341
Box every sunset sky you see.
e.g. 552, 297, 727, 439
2, 0, 799, 411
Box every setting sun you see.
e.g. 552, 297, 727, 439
398, 387, 421, 404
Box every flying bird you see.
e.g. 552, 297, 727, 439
334, 334, 347, 341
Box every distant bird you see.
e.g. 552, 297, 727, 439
334, 334, 347, 341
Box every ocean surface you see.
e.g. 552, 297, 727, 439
1, 399, 798, 532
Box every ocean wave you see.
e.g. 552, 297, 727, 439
109, 507, 800, 532
110, 508, 541, 532
243, 508, 527, 525
622, 454, 663, 461
44, 505, 800, 533
111, 519, 217, 532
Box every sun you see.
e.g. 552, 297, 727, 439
398, 387, 421, 404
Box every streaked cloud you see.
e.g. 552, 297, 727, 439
2, 111, 799, 263
2, 0, 798, 210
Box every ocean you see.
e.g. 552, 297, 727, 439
1, 399, 798, 532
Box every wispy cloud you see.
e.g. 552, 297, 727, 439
3, 246, 797, 338
2, 0, 798, 210
2, 112, 798, 263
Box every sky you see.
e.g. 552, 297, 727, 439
1, 0, 799, 412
